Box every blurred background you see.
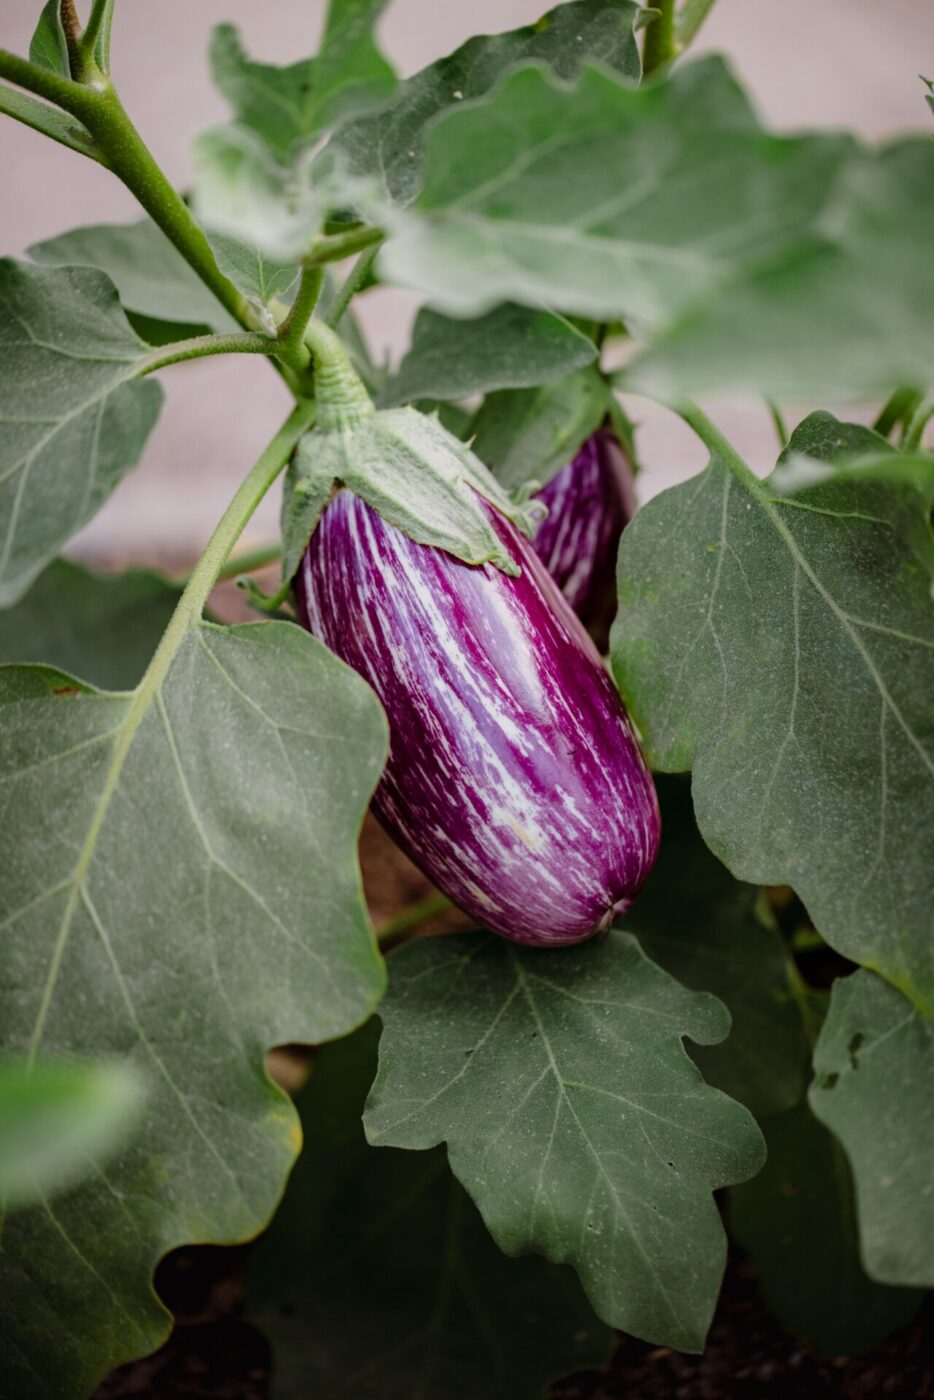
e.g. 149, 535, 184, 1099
1, 0, 931, 563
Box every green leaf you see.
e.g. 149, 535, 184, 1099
192, 123, 328, 264
325, 0, 644, 208
29, 0, 70, 76
0, 1059, 143, 1210
0, 621, 387, 1393
809, 970, 934, 1288
210, 2, 394, 163
730, 1100, 924, 1354
624, 777, 807, 1117
365, 930, 765, 1352
611, 430, 934, 1013
471, 366, 613, 492
371, 58, 851, 324
770, 412, 934, 503
0, 260, 163, 607
0, 558, 183, 689
387, 304, 596, 406
629, 139, 934, 398
29, 219, 238, 333
206, 230, 300, 324
923, 75, 934, 118
248, 1021, 612, 1399
0, 84, 99, 161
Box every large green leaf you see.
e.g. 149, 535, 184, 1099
29, 220, 237, 333
730, 1100, 924, 1354
0, 559, 182, 690
624, 777, 807, 1117
0, 621, 387, 1394
0, 1059, 143, 1210
809, 970, 934, 1288
249, 1021, 612, 1399
324, 0, 644, 208
365, 930, 765, 1352
210, 1, 395, 163
372, 58, 851, 325
629, 139, 934, 398
612, 428, 934, 1014
387, 304, 596, 406
471, 365, 614, 492
196, 0, 643, 262
0, 260, 163, 607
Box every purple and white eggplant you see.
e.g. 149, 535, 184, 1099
532, 428, 635, 651
296, 487, 659, 948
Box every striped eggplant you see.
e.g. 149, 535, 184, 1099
532, 428, 635, 651
296, 487, 660, 948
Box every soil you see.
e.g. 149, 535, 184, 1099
88, 565, 932, 1398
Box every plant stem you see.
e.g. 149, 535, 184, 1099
325, 244, 380, 329
670, 399, 761, 487
0, 47, 92, 113
676, 0, 721, 49
214, 542, 281, 583
303, 317, 374, 428
873, 387, 920, 439
133, 332, 277, 379
766, 399, 788, 450
276, 265, 322, 367
377, 892, 454, 950
643, 0, 677, 75
308, 225, 383, 265
902, 394, 934, 451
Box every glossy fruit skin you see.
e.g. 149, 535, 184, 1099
532, 428, 635, 652
296, 489, 659, 948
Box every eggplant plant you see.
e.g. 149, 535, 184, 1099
0, 1, 932, 1396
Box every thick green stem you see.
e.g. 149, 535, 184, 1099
902, 394, 934, 452
134, 332, 277, 379
676, 0, 721, 49
304, 317, 374, 429
160, 403, 313, 640
77, 87, 252, 329
0, 47, 92, 114
643, 0, 677, 75
276, 266, 322, 368
325, 244, 380, 330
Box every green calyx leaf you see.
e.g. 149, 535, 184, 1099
281, 407, 538, 585
365, 930, 765, 1353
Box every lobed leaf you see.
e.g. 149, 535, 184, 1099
731, 1099, 924, 1354
629, 139, 934, 398
387, 303, 596, 406
365, 930, 765, 1352
371, 58, 851, 325
623, 777, 808, 1117
0, 621, 387, 1393
0, 559, 183, 690
0, 260, 162, 607
248, 1021, 612, 1399
210, 0, 395, 163
809, 970, 934, 1288
612, 420, 934, 1013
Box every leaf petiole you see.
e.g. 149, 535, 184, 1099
133, 331, 280, 379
